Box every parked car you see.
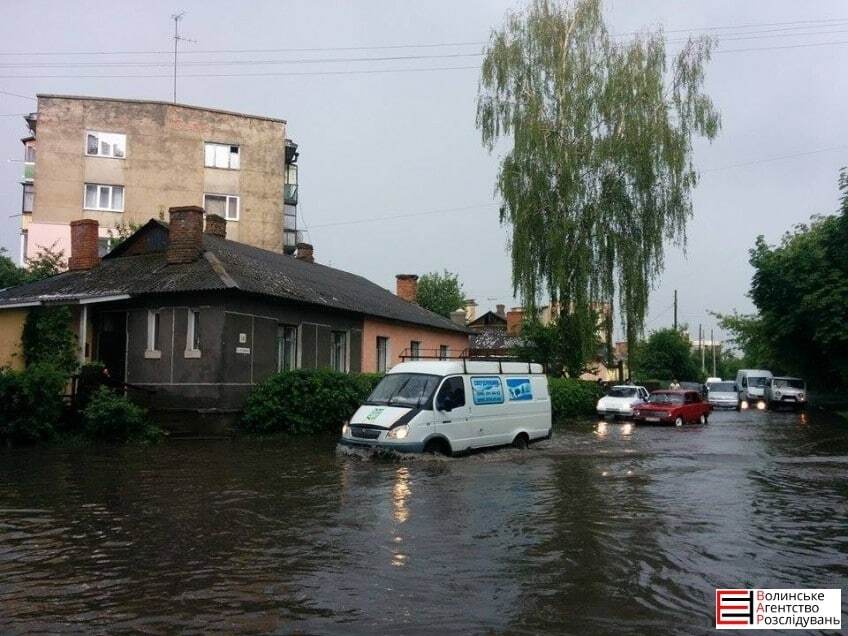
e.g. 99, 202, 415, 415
339, 360, 551, 456
706, 381, 741, 410
633, 390, 712, 426
596, 385, 649, 418
735, 369, 773, 407
764, 377, 807, 410
706, 376, 722, 385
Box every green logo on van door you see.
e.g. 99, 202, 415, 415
365, 407, 385, 422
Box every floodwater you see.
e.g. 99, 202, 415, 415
0, 409, 846, 635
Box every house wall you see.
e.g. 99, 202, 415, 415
29, 96, 287, 256
0, 309, 27, 370
361, 318, 470, 372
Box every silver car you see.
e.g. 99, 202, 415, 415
707, 381, 740, 410
765, 377, 807, 410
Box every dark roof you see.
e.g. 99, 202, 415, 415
0, 221, 470, 335
37, 94, 286, 124
470, 328, 524, 350
468, 310, 507, 328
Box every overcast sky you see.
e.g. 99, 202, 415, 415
1, 0, 846, 343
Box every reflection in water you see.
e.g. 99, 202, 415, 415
0, 411, 846, 634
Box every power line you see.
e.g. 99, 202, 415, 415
0, 89, 35, 101
715, 38, 848, 54
703, 145, 848, 172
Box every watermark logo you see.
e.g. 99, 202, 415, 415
715, 588, 841, 630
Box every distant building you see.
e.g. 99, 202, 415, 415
17, 94, 301, 264
0, 207, 471, 420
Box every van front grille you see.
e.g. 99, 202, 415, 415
350, 426, 381, 440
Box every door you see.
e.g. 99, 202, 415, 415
96, 311, 127, 382
434, 376, 473, 452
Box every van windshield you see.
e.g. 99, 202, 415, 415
366, 373, 441, 408
774, 378, 804, 389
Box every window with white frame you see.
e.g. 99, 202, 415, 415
22, 184, 33, 213
410, 340, 421, 361
204, 143, 240, 169
376, 336, 389, 373
86, 131, 126, 158
84, 183, 124, 212
204, 193, 239, 221
186, 309, 201, 354
277, 325, 298, 372
147, 310, 161, 352
331, 331, 347, 372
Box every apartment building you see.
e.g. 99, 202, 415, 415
18, 94, 300, 263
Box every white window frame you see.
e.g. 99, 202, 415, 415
185, 309, 201, 358
84, 183, 124, 212
410, 340, 421, 361
277, 324, 299, 372
376, 336, 389, 373
85, 130, 126, 159
203, 193, 240, 221
145, 310, 162, 359
331, 330, 348, 373
204, 142, 240, 170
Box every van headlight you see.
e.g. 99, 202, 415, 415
387, 425, 409, 440
341, 424, 351, 437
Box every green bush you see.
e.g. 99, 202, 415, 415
240, 369, 383, 435
82, 386, 159, 442
0, 363, 66, 443
548, 377, 604, 420
22, 306, 77, 374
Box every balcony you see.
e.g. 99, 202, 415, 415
283, 228, 302, 255
22, 162, 34, 182
284, 183, 298, 205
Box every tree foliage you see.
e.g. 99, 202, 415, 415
23, 244, 65, 283
22, 306, 77, 374
416, 270, 466, 318
0, 249, 25, 288
512, 310, 599, 377
477, 0, 720, 357
630, 328, 697, 382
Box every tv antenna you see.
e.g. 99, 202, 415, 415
171, 11, 196, 103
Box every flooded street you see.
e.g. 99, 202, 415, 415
1, 409, 846, 634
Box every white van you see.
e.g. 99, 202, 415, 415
735, 369, 774, 405
339, 360, 551, 456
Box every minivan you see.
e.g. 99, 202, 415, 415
339, 360, 551, 456
735, 369, 774, 406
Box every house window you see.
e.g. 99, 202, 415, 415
84, 183, 124, 212
85, 131, 126, 158
97, 238, 110, 257
147, 310, 161, 352
22, 184, 33, 213
204, 142, 240, 169
439, 345, 449, 360
331, 331, 347, 372
185, 309, 201, 357
204, 193, 239, 221
376, 336, 389, 373
24, 145, 35, 162
277, 325, 298, 372
410, 340, 421, 360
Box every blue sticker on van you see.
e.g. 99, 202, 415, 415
506, 378, 532, 401
470, 377, 504, 405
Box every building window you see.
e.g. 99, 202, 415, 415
410, 340, 421, 360
204, 193, 239, 221
147, 310, 161, 352
97, 238, 111, 257
376, 336, 389, 373
24, 145, 35, 163
439, 345, 449, 360
20, 231, 27, 264
185, 309, 201, 357
84, 183, 124, 212
22, 184, 33, 213
331, 331, 347, 372
204, 142, 240, 169
277, 325, 298, 372
85, 131, 126, 158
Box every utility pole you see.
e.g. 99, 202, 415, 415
699, 323, 705, 373
673, 290, 678, 331
171, 12, 195, 103
711, 327, 716, 377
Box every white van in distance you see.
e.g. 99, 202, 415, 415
735, 369, 774, 407
339, 360, 551, 456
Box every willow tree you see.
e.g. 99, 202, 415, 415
477, 0, 720, 358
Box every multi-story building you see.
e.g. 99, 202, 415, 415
18, 94, 300, 263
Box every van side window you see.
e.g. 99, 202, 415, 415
437, 377, 465, 409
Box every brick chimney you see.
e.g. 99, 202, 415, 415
167, 206, 204, 264
396, 274, 418, 303
295, 242, 314, 263
506, 307, 525, 335
68, 219, 100, 271
496, 304, 506, 318
204, 213, 227, 238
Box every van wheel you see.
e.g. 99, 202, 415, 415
511, 433, 529, 450
674, 417, 684, 427
423, 438, 451, 457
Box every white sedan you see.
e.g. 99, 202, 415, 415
597, 385, 650, 418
